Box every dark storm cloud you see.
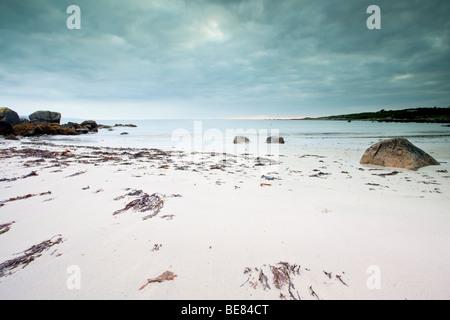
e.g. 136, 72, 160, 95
0, 0, 448, 119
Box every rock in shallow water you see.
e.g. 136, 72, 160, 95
266, 136, 285, 144
29, 111, 61, 124
233, 136, 250, 144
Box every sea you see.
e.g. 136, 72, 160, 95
45, 119, 450, 160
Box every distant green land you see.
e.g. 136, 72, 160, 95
301, 107, 450, 123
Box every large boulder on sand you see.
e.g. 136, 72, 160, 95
29, 111, 61, 124
360, 137, 439, 170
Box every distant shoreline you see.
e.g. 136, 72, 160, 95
275, 107, 450, 123
280, 118, 450, 124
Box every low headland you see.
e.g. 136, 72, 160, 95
300, 107, 450, 123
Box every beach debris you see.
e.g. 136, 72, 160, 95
372, 170, 399, 177
113, 192, 165, 219
0, 191, 52, 206
323, 270, 332, 279
309, 286, 320, 300
271, 265, 290, 290
298, 154, 326, 159
0, 235, 63, 278
336, 274, 349, 286
258, 269, 271, 291
309, 170, 330, 178
160, 214, 175, 220
242, 262, 347, 300
139, 270, 177, 290
260, 183, 272, 187
0, 170, 39, 183
0, 221, 15, 235
65, 171, 87, 178
254, 156, 279, 167
151, 244, 163, 251
23, 171, 38, 178
261, 175, 280, 181
113, 189, 144, 201
242, 262, 301, 300
113, 191, 182, 220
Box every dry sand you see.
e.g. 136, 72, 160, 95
0, 139, 449, 300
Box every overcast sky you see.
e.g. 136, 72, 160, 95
0, 0, 449, 119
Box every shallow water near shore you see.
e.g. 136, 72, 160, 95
42, 120, 450, 161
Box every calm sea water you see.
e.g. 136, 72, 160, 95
49, 119, 450, 157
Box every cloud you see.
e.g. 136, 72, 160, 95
0, 0, 449, 119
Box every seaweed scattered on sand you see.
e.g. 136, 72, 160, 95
0, 221, 15, 235
0, 171, 38, 183
336, 274, 348, 286
113, 189, 144, 201
372, 171, 399, 177
309, 286, 320, 300
242, 262, 348, 300
0, 191, 52, 206
309, 170, 330, 178
113, 193, 165, 220
243, 262, 301, 300
139, 270, 177, 290
0, 235, 63, 278
113, 191, 182, 220
65, 171, 87, 178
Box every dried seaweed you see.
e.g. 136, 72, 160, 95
309, 286, 320, 300
0, 235, 63, 278
372, 170, 399, 177
258, 269, 271, 291
0, 191, 52, 206
113, 193, 165, 220
309, 171, 330, 178
0, 221, 15, 235
113, 189, 144, 201
139, 270, 177, 290
336, 274, 349, 286
0, 171, 38, 183
271, 265, 290, 290
65, 171, 87, 178
243, 262, 301, 300
242, 262, 349, 300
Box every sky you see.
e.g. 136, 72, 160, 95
0, 0, 449, 120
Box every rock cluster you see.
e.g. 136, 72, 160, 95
0, 108, 103, 137
12, 122, 78, 137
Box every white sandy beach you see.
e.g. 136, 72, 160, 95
0, 138, 449, 300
